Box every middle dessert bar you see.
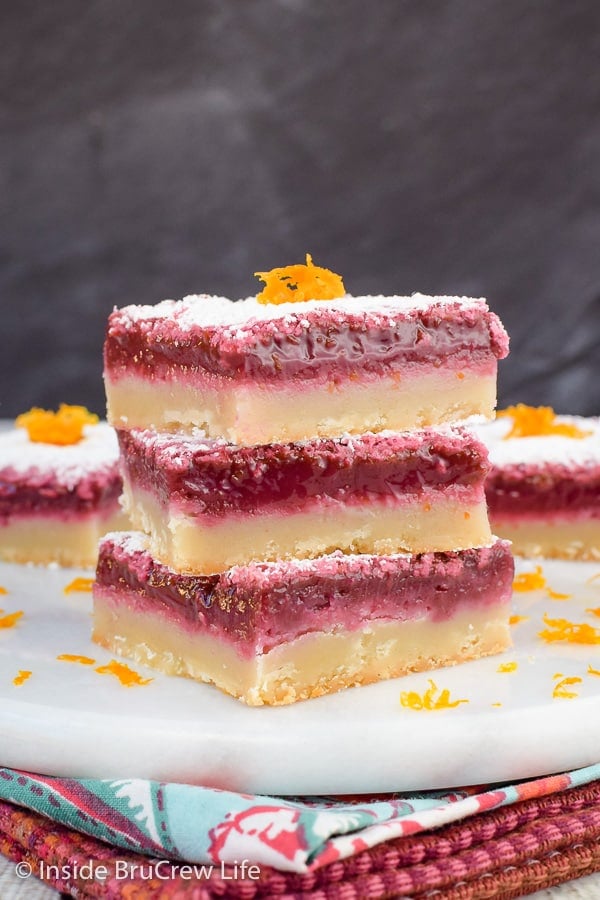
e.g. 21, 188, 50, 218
118, 425, 493, 573
93, 532, 514, 706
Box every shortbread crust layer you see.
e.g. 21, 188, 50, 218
92, 533, 513, 704
93, 597, 511, 706
0, 510, 129, 567
490, 516, 600, 561
124, 483, 491, 573
106, 368, 499, 444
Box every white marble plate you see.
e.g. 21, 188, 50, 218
0, 556, 599, 795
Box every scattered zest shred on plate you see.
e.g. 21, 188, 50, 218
400, 679, 468, 711
63, 577, 95, 595
57, 654, 96, 666
95, 660, 153, 687
497, 661, 518, 673
13, 670, 32, 687
0, 586, 8, 596
547, 588, 571, 600
509, 615, 529, 626
0, 609, 23, 629
512, 566, 569, 599
586, 607, 600, 618
553, 676, 582, 700
538, 614, 600, 645
513, 566, 547, 592
588, 665, 600, 677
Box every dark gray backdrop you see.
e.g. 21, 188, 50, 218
2, 0, 599, 418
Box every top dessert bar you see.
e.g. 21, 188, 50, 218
105, 293, 509, 445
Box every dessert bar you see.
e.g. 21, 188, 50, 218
104, 293, 509, 444
92, 532, 514, 706
476, 406, 600, 560
118, 425, 493, 573
0, 413, 127, 567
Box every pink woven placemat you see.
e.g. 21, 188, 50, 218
3, 780, 600, 899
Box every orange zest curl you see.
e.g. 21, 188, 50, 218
63, 577, 95, 595
553, 676, 582, 700
95, 660, 153, 687
509, 614, 529, 626
512, 566, 569, 599
539, 614, 600, 645
513, 566, 547, 593
16, 404, 99, 446
0, 609, 23, 629
400, 679, 468, 710
255, 254, 345, 305
57, 654, 96, 665
498, 404, 591, 440
13, 670, 32, 687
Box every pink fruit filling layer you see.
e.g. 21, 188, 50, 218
118, 426, 489, 517
486, 464, 600, 517
94, 533, 514, 658
105, 294, 509, 384
0, 470, 122, 520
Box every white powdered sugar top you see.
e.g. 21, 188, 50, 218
116, 292, 485, 331
0, 422, 120, 488
104, 530, 149, 555
474, 415, 600, 467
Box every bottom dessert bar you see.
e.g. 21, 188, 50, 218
92, 533, 514, 706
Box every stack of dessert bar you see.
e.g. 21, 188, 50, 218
94, 268, 514, 705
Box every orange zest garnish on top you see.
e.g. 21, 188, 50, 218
255, 254, 345, 305
509, 614, 529, 626
95, 660, 153, 687
13, 670, 32, 687
0, 609, 23, 629
539, 614, 600, 645
0, 586, 7, 595
497, 661, 518, 673
497, 404, 591, 440
63, 577, 95, 595
16, 404, 99, 446
400, 679, 468, 710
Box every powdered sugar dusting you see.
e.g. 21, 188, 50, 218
116, 292, 487, 332
475, 415, 600, 467
0, 423, 120, 489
